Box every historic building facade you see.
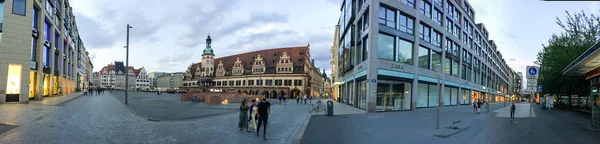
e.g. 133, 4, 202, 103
135, 67, 150, 90
95, 61, 137, 90
0, 0, 91, 103
336, 0, 516, 112
182, 35, 326, 98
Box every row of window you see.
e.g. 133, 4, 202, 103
215, 79, 303, 87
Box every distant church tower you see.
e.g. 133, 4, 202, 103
202, 34, 215, 77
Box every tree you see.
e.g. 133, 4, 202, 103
536, 11, 600, 106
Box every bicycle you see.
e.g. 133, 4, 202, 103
309, 100, 326, 113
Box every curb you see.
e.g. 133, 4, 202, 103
292, 113, 312, 144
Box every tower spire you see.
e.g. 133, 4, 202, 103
203, 34, 214, 55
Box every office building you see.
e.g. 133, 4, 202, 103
1, 0, 89, 103
335, 0, 515, 112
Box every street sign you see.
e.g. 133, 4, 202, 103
526, 66, 539, 79
371, 79, 377, 83
538, 85, 542, 93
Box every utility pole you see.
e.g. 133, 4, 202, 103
125, 24, 132, 105
436, 64, 442, 129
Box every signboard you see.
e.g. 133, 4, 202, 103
538, 85, 542, 93
526, 66, 539, 79
371, 79, 377, 83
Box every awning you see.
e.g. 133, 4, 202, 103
563, 42, 600, 76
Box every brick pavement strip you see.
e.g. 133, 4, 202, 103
0, 92, 311, 144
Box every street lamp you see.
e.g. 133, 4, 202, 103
125, 24, 132, 105
435, 63, 443, 129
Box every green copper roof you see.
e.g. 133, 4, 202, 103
203, 34, 214, 55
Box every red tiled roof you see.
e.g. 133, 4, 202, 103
133, 68, 141, 77
184, 46, 310, 80
214, 46, 309, 71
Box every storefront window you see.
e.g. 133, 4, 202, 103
444, 87, 451, 106
451, 87, 458, 105
29, 71, 37, 98
377, 79, 412, 111
418, 83, 429, 107
43, 74, 50, 96
54, 76, 59, 95
397, 38, 413, 64
429, 84, 439, 107
378, 33, 395, 61
357, 80, 367, 109
6, 64, 22, 94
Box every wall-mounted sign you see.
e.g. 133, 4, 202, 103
390, 63, 405, 70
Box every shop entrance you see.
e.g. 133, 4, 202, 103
376, 78, 412, 111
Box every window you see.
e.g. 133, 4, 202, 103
446, 3, 454, 18
379, 6, 395, 28
401, 0, 415, 8
360, 36, 368, 61
266, 80, 273, 86
446, 19, 453, 35
378, 33, 394, 61
444, 57, 451, 75
31, 38, 37, 61
419, 0, 431, 18
12, 0, 26, 16
452, 60, 459, 77
418, 46, 429, 69
432, 9, 442, 25
398, 13, 414, 34
453, 25, 460, 38
461, 65, 467, 79
44, 19, 51, 41
434, 0, 442, 6
397, 38, 413, 64
45, 0, 53, 15
419, 24, 430, 43
432, 30, 441, 47
432, 51, 441, 72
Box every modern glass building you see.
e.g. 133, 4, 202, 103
336, 0, 516, 112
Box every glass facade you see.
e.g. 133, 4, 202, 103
377, 79, 412, 111
334, 0, 514, 112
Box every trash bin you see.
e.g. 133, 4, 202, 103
327, 100, 334, 116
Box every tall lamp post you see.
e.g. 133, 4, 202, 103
436, 63, 443, 129
125, 24, 132, 105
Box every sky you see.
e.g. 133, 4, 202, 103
71, 0, 600, 87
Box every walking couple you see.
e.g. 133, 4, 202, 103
239, 97, 271, 140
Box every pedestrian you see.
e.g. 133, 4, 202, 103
256, 97, 271, 140
238, 99, 250, 132
157, 90, 160, 95
303, 94, 307, 104
278, 96, 282, 105
90, 89, 94, 96
473, 100, 477, 113
296, 93, 301, 104
282, 96, 286, 105
477, 100, 482, 114
510, 102, 516, 121
249, 100, 258, 131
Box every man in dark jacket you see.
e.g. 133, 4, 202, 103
256, 97, 271, 140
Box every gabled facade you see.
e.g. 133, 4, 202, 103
182, 35, 327, 98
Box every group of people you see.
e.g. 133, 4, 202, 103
472, 100, 488, 114
238, 97, 271, 140
84, 88, 105, 96
296, 93, 308, 104
472, 100, 517, 121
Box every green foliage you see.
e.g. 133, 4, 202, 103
536, 11, 600, 96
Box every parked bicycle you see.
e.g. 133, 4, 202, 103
309, 100, 326, 113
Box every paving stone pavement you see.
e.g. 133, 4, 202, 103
0, 92, 311, 144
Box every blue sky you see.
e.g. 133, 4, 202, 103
72, 0, 599, 87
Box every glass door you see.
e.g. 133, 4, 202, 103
376, 83, 390, 111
